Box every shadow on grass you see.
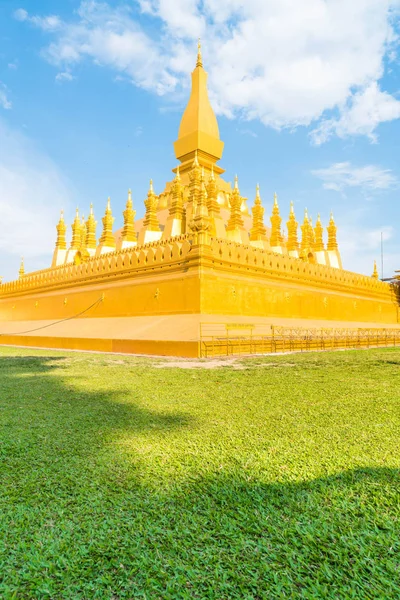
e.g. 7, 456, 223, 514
0, 355, 399, 599
0, 354, 192, 435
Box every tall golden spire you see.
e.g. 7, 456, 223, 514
86, 204, 97, 250
372, 260, 379, 279
286, 202, 299, 252
19, 257, 25, 279
121, 189, 137, 243
314, 214, 324, 252
71, 208, 81, 249
226, 175, 245, 232
174, 42, 224, 169
99, 197, 116, 248
270, 193, 282, 247
250, 184, 267, 242
55, 210, 67, 250
143, 180, 160, 232
327, 212, 338, 251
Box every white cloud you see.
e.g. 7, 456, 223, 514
311, 83, 400, 144
0, 83, 12, 110
39, 1, 177, 95
138, 0, 204, 38
13, 8, 28, 21
14, 8, 61, 30
312, 162, 398, 193
0, 120, 73, 282
55, 71, 75, 83
13, 0, 400, 140
237, 128, 258, 138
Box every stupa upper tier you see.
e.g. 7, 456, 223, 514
8, 43, 346, 277
173, 40, 224, 175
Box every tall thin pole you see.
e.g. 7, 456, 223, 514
381, 231, 384, 281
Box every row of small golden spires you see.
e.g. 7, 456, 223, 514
13, 159, 378, 278
59, 169, 334, 266
53, 177, 336, 243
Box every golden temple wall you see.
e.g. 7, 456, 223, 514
200, 239, 399, 325
0, 235, 398, 357
0, 237, 197, 319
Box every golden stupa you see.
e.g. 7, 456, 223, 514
0, 43, 399, 357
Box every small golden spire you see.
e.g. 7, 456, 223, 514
199, 167, 206, 201
122, 189, 137, 243
189, 155, 211, 245
314, 213, 324, 252
86, 203, 97, 249
196, 38, 203, 68
71, 207, 81, 249
80, 214, 87, 250
254, 184, 261, 205
170, 167, 184, 220
270, 193, 282, 247
188, 151, 202, 203
300, 208, 311, 252
226, 175, 244, 232
206, 163, 220, 221
372, 260, 379, 279
99, 197, 116, 248
309, 216, 316, 249
143, 179, 160, 232
250, 184, 266, 242
55, 209, 67, 250
19, 257, 25, 279
327, 211, 338, 251
286, 201, 299, 252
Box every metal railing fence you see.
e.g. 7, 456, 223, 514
199, 323, 400, 357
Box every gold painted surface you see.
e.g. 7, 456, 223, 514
0, 45, 397, 357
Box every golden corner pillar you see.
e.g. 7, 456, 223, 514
0, 43, 399, 357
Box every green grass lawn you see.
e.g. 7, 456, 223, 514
0, 347, 399, 599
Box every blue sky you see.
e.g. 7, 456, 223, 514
0, 0, 400, 281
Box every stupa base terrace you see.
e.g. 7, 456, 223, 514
0, 235, 399, 358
